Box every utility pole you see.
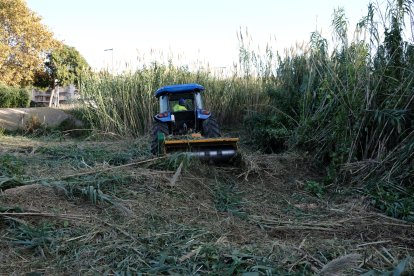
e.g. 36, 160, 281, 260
104, 48, 114, 74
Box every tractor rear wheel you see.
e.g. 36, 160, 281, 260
151, 121, 169, 155
202, 116, 221, 138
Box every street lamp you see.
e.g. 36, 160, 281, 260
104, 48, 114, 74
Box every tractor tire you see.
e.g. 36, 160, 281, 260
150, 121, 169, 155
202, 116, 221, 138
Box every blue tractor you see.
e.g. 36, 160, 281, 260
151, 83, 238, 160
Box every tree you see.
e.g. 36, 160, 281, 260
0, 0, 58, 86
45, 44, 90, 87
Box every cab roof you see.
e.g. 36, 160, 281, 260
155, 83, 205, 98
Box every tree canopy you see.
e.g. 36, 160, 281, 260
46, 44, 90, 87
0, 0, 58, 86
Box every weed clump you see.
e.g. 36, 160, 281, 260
0, 154, 25, 177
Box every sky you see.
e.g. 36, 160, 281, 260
26, 0, 374, 72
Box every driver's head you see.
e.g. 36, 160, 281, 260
179, 98, 185, 105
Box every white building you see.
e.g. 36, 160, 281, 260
31, 85, 78, 107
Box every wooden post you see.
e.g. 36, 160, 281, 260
49, 88, 55, 107
56, 85, 60, 107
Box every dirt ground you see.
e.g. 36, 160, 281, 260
0, 134, 413, 275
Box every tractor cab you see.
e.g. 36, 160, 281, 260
155, 84, 210, 135
151, 83, 238, 160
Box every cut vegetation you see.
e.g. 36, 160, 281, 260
0, 134, 412, 274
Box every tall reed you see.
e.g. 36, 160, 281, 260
236, 0, 414, 219
79, 63, 269, 136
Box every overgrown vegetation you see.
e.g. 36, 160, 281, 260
250, 1, 414, 221
77, 0, 413, 222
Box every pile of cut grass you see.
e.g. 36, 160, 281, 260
0, 134, 413, 274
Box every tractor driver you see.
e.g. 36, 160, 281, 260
173, 98, 187, 112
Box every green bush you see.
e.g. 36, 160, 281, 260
0, 84, 30, 108
244, 113, 290, 153
17, 87, 31, 107
369, 183, 414, 222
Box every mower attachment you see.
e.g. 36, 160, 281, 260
163, 137, 239, 160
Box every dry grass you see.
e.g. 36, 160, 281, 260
0, 134, 413, 274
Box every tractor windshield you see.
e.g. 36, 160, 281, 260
169, 93, 195, 112
159, 92, 203, 113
